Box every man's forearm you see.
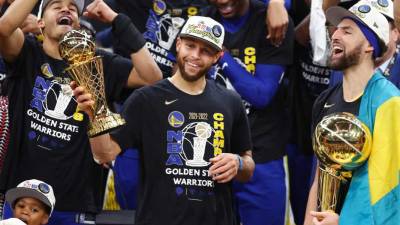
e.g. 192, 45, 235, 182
111, 13, 162, 87
128, 46, 162, 87
0, 0, 37, 36
235, 151, 255, 182
89, 133, 122, 164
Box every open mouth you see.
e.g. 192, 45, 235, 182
217, 1, 237, 16
332, 45, 344, 57
57, 16, 73, 26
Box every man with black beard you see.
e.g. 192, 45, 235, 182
304, 1, 400, 225
72, 16, 255, 225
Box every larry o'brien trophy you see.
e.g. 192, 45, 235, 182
59, 29, 125, 137
312, 112, 372, 212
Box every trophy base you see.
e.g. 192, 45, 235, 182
88, 112, 126, 137
186, 160, 209, 167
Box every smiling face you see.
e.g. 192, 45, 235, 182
175, 37, 221, 82
328, 18, 373, 70
13, 197, 50, 225
38, 0, 80, 41
208, 0, 248, 18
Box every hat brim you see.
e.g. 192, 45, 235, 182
6, 187, 52, 211
326, 6, 366, 27
179, 34, 222, 52
39, 0, 84, 18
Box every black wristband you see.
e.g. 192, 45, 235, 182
112, 14, 146, 54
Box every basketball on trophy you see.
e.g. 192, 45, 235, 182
59, 29, 96, 64
195, 122, 212, 139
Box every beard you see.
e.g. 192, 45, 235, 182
177, 56, 210, 82
328, 44, 362, 70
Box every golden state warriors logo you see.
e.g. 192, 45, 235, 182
153, 0, 166, 15
41, 63, 54, 78
168, 111, 184, 128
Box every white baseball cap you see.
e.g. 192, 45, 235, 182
180, 16, 225, 51
326, 1, 390, 45
38, 0, 85, 19
5, 179, 56, 216
363, 0, 394, 21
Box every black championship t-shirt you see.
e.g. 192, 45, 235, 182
311, 83, 361, 213
207, 0, 294, 163
1, 36, 131, 212
111, 79, 252, 225
115, 0, 209, 78
287, 43, 333, 154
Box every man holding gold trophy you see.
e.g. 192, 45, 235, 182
0, 0, 162, 224
304, 1, 400, 225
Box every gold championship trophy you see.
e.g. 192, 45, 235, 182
59, 29, 125, 137
312, 112, 372, 212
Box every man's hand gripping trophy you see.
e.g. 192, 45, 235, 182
60, 28, 125, 137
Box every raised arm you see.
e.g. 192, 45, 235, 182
84, 0, 162, 87
295, 0, 339, 47
0, 0, 38, 62
219, 52, 285, 109
265, 0, 289, 46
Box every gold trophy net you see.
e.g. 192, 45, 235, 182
312, 112, 372, 212
59, 29, 125, 137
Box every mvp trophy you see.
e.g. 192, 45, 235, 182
59, 29, 125, 137
312, 112, 372, 212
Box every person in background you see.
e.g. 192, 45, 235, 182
206, 0, 294, 224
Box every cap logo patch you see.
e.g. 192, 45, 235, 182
358, 5, 371, 14
377, 0, 389, 7
212, 25, 222, 38
38, 183, 50, 194
187, 21, 220, 44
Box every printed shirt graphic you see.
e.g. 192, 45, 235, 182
28, 67, 84, 149
298, 47, 332, 98
143, 0, 209, 78
166, 111, 224, 200
112, 79, 251, 225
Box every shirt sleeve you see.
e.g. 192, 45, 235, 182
110, 89, 144, 150
230, 94, 253, 154
99, 49, 132, 103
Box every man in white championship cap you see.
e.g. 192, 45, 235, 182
72, 15, 255, 225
